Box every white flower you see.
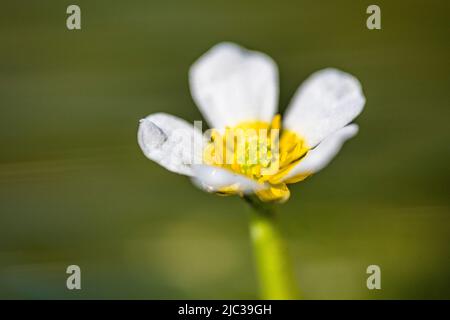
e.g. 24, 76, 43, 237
138, 42, 365, 202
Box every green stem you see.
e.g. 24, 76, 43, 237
244, 196, 300, 300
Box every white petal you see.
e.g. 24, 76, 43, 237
191, 165, 264, 193
189, 42, 278, 130
138, 113, 205, 176
283, 68, 365, 147
281, 124, 359, 181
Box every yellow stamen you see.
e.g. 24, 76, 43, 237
203, 114, 310, 202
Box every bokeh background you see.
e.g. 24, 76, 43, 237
1, 0, 449, 299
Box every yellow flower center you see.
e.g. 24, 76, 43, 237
203, 115, 310, 202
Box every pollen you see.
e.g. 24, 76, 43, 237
203, 115, 310, 202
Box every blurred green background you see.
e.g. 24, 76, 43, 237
0, 0, 449, 299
